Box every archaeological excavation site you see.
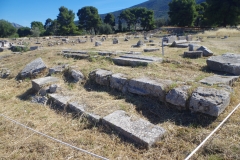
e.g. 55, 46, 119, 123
1, 28, 240, 159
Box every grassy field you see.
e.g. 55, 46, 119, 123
0, 28, 240, 159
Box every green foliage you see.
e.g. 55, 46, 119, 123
11, 46, 29, 52
44, 19, 59, 36
168, 0, 198, 27
104, 13, 115, 27
17, 27, 31, 37
205, 0, 240, 27
31, 21, 45, 36
77, 6, 102, 35
118, 19, 123, 32
119, 7, 155, 31
98, 23, 113, 35
0, 19, 17, 38
155, 18, 169, 27
31, 27, 41, 37
57, 6, 80, 35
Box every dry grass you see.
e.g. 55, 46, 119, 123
0, 29, 240, 159
197, 28, 240, 37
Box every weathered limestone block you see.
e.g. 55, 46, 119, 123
197, 46, 213, 56
112, 55, 163, 66
49, 84, 58, 93
113, 38, 118, 44
137, 40, 144, 47
207, 53, 240, 75
102, 110, 166, 148
71, 69, 84, 82
31, 96, 48, 106
128, 77, 172, 101
110, 73, 129, 93
32, 76, 59, 91
95, 41, 102, 46
199, 75, 239, 86
171, 40, 187, 45
20, 58, 47, 78
48, 94, 71, 110
184, 51, 203, 58
68, 102, 101, 123
89, 69, 113, 86
144, 48, 160, 52
178, 36, 186, 40
63, 53, 90, 59
189, 44, 201, 51
189, 87, 230, 117
166, 85, 191, 110
49, 64, 68, 74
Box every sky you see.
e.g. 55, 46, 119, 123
0, 0, 147, 27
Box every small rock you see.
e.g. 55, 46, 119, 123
71, 69, 84, 82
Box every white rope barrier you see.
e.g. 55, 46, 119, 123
0, 113, 109, 160
185, 103, 240, 160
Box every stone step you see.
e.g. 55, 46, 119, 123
68, 102, 101, 123
189, 87, 230, 117
102, 110, 166, 148
207, 53, 240, 75
199, 75, 239, 86
184, 51, 203, 58
63, 53, 90, 59
112, 55, 163, 66
144, 48, 160, 52
32, 76, 59, 91
128, 77, 172, 102
48, 94, 71, 110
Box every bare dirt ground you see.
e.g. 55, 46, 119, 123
0, 29, 240, 159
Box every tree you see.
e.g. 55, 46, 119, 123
104, 13, 115, 27
31, 21, 45, 35
57, 6, 79, 35
17, 27, 31, 37
98, 23, 113, 34
44, 18, 53, 30
139, 9, 155, 30
119, 8, 155, 31
195, 2, 208, 26
44, 19, 59, 36
77, 6, 102, 35
118, 19, 123, 32
31, 27, 41, 37
0, 20, 17, 38
205, 0, 240, 27
168, 0, 197, 27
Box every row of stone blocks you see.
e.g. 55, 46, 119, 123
31, 76, 166, 148
89, 69, 232, 117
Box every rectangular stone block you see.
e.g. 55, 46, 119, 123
189, 87, 230, 117
89, 69, 113, 86
199, 75, 239, 86
102, 110, 166, 148
32, 77, 59, 91
110, 73, 129, 93
112, 55, 163, 67
68, 102, 101, 123
207, 53, 240, 75
128, 77, 172, 102
48, 94, 71, 110
184, 51, 203, 58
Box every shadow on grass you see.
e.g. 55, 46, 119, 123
16, 88, 35, 101
84, 80, 217, 128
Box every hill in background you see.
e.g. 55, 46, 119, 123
11, 22, 23, 28
100, 0, 205, 20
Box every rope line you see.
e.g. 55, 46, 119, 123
185, 102, 240, 160
0, 113, 109, 160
